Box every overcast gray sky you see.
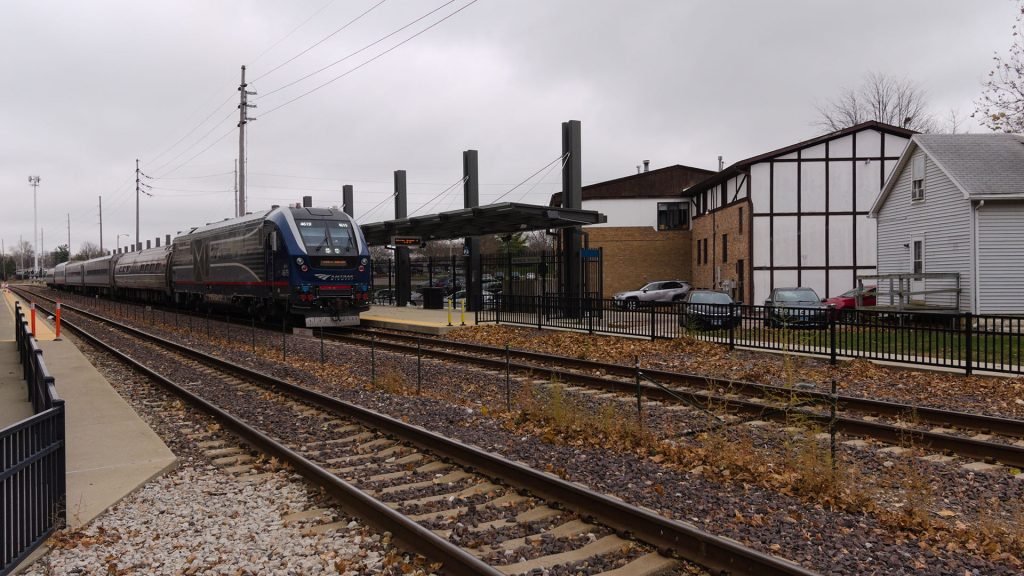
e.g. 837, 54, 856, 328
1, 0, 1018, 258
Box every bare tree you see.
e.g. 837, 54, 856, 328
974, 2, 1024, 132
816, 72, 935, 133
73, 241, 104, 261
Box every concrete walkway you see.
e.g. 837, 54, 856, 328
361, 303, 477, 335
0, 290, 33, 428
4, 288, 177, 573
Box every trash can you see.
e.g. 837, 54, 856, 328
421, 287, 445, 309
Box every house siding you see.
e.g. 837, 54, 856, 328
976, 201, 1024, 315
875, 148, 973, 311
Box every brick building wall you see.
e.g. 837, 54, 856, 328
585, 227, 691, 296
691, 200, 752, 303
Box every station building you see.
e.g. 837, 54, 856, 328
550, 163, 714, 296
553, 121, 914, 305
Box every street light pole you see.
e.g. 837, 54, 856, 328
28, 176, 40, 275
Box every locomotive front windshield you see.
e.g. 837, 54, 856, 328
297, 220, 356, 254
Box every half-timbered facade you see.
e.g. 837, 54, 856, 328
686, 121, 913, 304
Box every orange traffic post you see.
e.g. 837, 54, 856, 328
30, 302, 36, 335
55, 301, 62, 339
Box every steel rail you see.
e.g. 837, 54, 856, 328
338, 329, 1024, 440
24, 292, 819, 576
329, 330, 1024, 468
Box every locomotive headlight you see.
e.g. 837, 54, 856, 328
296, 257, 305, 266
360, 258, 368, 266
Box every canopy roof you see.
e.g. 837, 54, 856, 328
360, 202, 606, 245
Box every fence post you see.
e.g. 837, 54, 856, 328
320, 328, 325, 363
537, 295, 542, 330
649, 303, 656, 341
416, 340, 422, 395
588, 298, 594, 334
635, 355, 643, 427
505, 344, 511, 411
829, 307, 837, 366
964, 312, 973, 376
281, 317, 287, 361
371, 334, 376, 384
728, 303, 735, 350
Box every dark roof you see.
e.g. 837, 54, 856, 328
549, 164, 715, 207
360, 202, 607, 245
685, 121, 917, 196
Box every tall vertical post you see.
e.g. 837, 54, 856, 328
29, 176, 40, 275
394, 170, 411, 307
66, 214, 70, 256
234, 159, 239, 218
136, 158, 141, 250
463, 150, 482, 311
98, 196, 103, 253
342, 185, 354, 217
237, 66, 257, 217
560, 121, 582, 314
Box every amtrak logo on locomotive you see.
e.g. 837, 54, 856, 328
314, 273, 354, 281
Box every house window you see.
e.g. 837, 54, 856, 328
722, 234, 728, 262
721, 184, 728, 209
657, 202, 688, 230
912, 240, 923, 274
911, 155, 925, 201
738, 207, 743, 234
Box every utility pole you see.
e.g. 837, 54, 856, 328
136, 158, 140, 251
237, 66, 257, 217
28, 175, 40, 275
41, 228, 45, 269
234, 159, 238, 217
67, 213, 71, 255
99, 195, 104, 253
1, 238, 5, 281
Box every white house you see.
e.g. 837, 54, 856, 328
686, 121, 913, 304
869, 133, 1024, 315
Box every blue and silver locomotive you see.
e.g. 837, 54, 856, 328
51, 205, 372, 327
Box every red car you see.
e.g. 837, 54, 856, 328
824, 286, 876, 317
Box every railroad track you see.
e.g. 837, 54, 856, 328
18, 289, 818, 576
331, 327, 1024, 469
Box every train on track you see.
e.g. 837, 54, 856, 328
47, 204, 372, 327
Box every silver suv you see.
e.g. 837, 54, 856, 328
613, 280, 691, 310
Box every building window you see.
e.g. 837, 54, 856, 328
912, 240, 923, 274
911, 155, 925, 201
721, 184, 728, 209
722, 234, 728, 262
738, 207, 743, 234
657, 202, 689, 230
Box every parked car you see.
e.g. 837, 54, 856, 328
613, 280, 691, 310
680, 290, 740, 330
373, 288, 422, 306
824, 286, 877, 318
482, 281, 503, 294
764, 287, 828, 328
447, 290, 496, 310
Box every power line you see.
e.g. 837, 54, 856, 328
251, 0, 389, 84
143, 92, 237, 166
160, 125, 238, 178
356, 191, 397, 223
257, 0, 455, 100
147, 171, 235, 180
491, 152, 569, 204
260, 0, 479, 117
147, 109, 238, 175
409, 175, 467, 216
250, 0, 340, 65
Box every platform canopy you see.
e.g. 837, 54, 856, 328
360, 202, 606, 246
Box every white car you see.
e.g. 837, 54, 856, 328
613, 280, 691, 310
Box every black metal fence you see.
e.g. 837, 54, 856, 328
476, 295, 1024, 376
2, 301, 66, 576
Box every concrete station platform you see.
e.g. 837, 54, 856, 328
2, 288, 177, 572
360, 304, 477, 335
